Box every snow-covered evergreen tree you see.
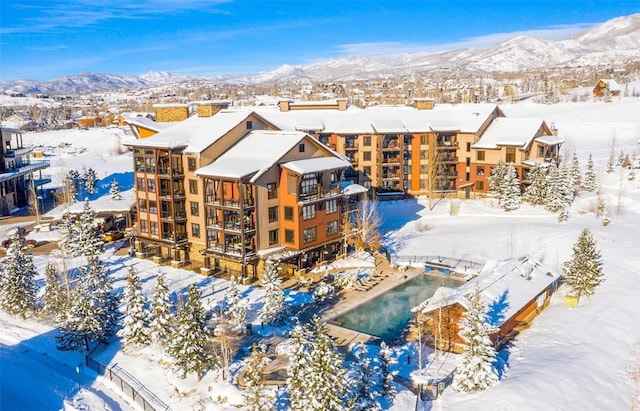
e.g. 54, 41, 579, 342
42, 262, 67, 320
563, 228, 604, 302
57, 256, 119, 351
488, 160, 508, 198
607, 151, 615, 173
545, 161, 573, 213
84, 167, 98, 196
452, 284, 499, 392
109, 179, 123, 200
582, 154, 598, 192
223, 276, 247, 334
169, 284, 212, 380
617, 150, 625, 167
76, 199, 104, 258
149, 274, 176, 345
67, 169, 81, 201
500, 164, 521, 211
286, 316, 349, 411
242, 344, 273, 411
379, 341, 397, 400
0, 235, 37, 318
522, 166, 547, 205
570, 152, 582, 194
351, 344, 381, 411
258, 260, 286, 325
58, 211, 78, 256
117, 266, 151, 347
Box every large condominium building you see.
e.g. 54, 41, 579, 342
124, 102, 354, 278
0, 127, 50, 216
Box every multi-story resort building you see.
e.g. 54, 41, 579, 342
124, 99, 563, 278
0, 127, 50, 216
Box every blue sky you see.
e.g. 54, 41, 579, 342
1, 0, 639, 82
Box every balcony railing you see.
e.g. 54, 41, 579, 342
205, 196, 255, 209
4, 147, 33, 158
344, 142, 359, 150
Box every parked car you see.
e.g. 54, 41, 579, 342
103, 231, 125, 242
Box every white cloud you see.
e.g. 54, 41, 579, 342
336, 23, 596, 57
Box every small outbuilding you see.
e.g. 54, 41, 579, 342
593, 79, 621, 98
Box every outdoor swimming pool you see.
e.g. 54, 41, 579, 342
333, 274, 458, 342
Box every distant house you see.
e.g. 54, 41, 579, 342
593, 79, 621, 98
413, 256, 561, 353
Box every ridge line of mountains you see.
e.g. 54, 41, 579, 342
2, 13, 639, 95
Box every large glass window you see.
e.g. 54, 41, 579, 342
189, 179, 198, 194
147, 179, 156, 193
267, 182, 277, 199
284, 206, 294, 221
326, 221, 338, 236
506, 148, 516, 163
190, 201, 199, 216
285, 229, 294, 243
303, 227, 316, 243
187, 157, 196, 171
302, 204, 316, 220
269, 229, 278, 245
191, 223, 200, 237
300, 175, 317, 197
268, 206, 278, 222
326, 199, 337, 214
476, 151, 485, 161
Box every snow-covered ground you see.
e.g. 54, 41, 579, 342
1, 98, 640, 410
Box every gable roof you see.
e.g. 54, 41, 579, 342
195, 130, 347, 182
596, 79, 621, 91
472, 117, 549, 149
415, 256, 560, 328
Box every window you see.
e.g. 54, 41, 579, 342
466, 142, 471, 152
138, 199, 147, 212
538, 146, 545, 157
476, 166, 485, 176
363, 166, 371, 175
303, 227, 316, 243
298, 143, 305, 152
326, 199, 337, 214
137, 177, 146, 191
187, 157, 196, 171
420, 179, 428, 189
149, 201, 157, 214
140, 219, 148, 233
190, 201, 199, 216
267, 182, 277, 199
189, 179, 198, 194
246, 120, 253, 130
300, 175, 317, 197
363, 151, 371, 161
465, 172, 470, 181
285, 229, 294, 244
191, 223, 200, 237
477, 181, 485, 190
326, 220, 338, 236
269, 229, 279, 245
150, 221, 158, 235
268, 206, 278, 222
420, 150, 428, 160
302, 204, 316, 220
363, 136, 371, 146
420, 135, 428, 145
147, 179, 156, 193
506, 148, 516, 163
466, 157, 470, 166
284, 206, 294, 221
477, 151, 485, 161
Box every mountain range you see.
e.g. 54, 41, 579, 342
2, 13, 639, 95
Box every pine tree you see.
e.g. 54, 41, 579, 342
57, 256, 119, 351
522, 166, 547, 205
76, 199, 104, 258
352, 344, 381, 411
242, 344, 273, 411
258, 260, 286, 325
84, 167, 98, 196
109, 179, 123, 200
582, 154, 598, 192
58, 211, 78, 256
67, 169, 81, 201
169, 284, 212, 380
117, 266, 151, 347
149, 274, 176, 345
42, 262, 67, 320
0, 235, 37, 318
545, 161, 573, 214
287, 316, 349, 411
607, 151, 615, 173
379, 341, 397, 400
488, 160, 508, 198
224, 276, 247, 334
452, 284, 499, 392
570, 152, 582, 194
563, 228, 605, 302
500, 164, 521, 211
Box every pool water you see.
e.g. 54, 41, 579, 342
333, 274, 457, 342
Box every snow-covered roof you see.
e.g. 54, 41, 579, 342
416, 256, 560, 328
341, 182, 368, 196
534, 135, 564, 145
124, 109, 254, 152
472, 117, 547, 149
598, 79, 621, 91
280, 157, 350, 175
121, 114, 166, 132
195, 130, 338, 181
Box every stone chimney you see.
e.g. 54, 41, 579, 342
153, 103, 189, 122
337, 98, 348, 111
196, 101, 230, 117
412, 98, 435, 110
279, 100, 291, 112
